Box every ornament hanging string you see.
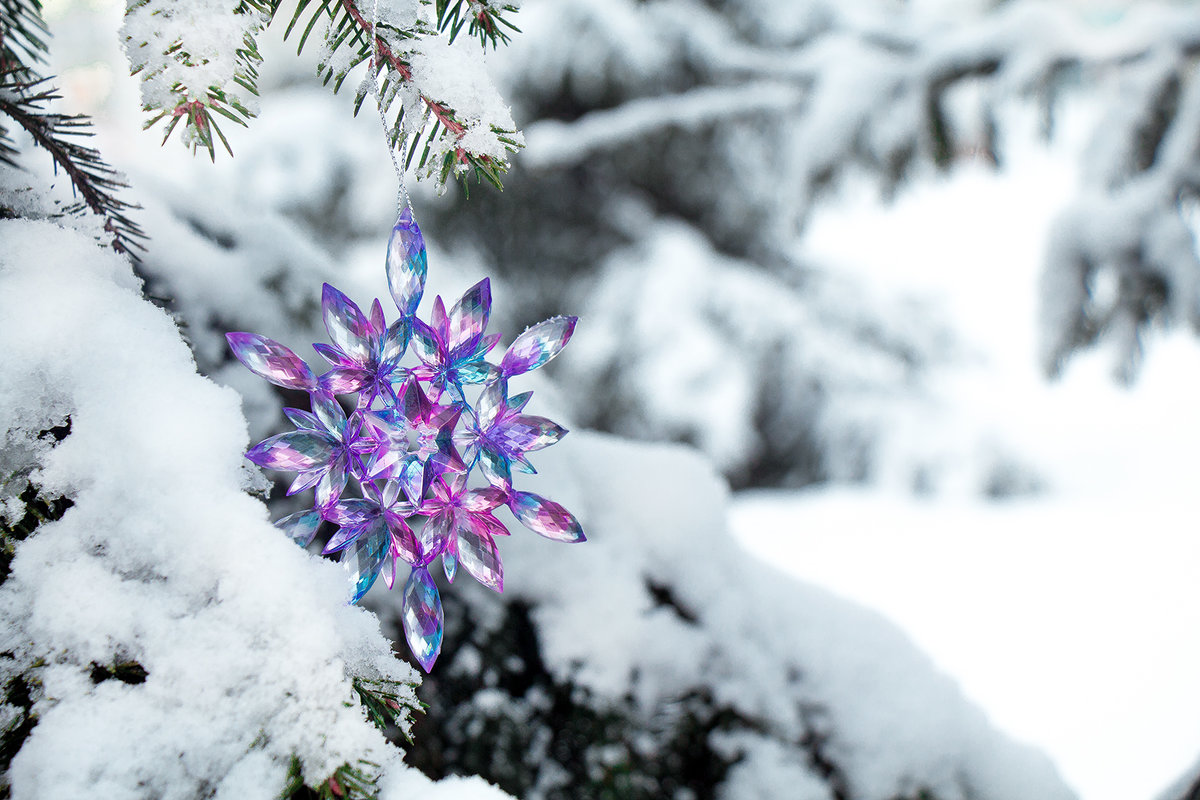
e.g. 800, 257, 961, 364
366, 0, 411, 215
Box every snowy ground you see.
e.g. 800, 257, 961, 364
732, 106, 1200, 800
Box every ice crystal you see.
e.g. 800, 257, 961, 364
227, 211, 582, 670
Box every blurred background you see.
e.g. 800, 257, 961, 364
33, 1, 1200, 799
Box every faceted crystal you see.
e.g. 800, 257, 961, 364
226, 333, 317, 391
386, 207, 428, 318
311, 391, 348, 435
500, 316, 577, 377
342, 526, 389, 603
283, 408, 322, 431
457, 523, 503, 592
323, 519, 372, 554
509, 491, 585, 543
322, 284, 374, 363
496, 415, 565, 453
402, 567, 443, 672
475, 378, 506, 429
246, 431, 335, 471
448, 279, 491, 350
274, 508, 322, 548
442, 544, 457, 583
477, 445, 512, 488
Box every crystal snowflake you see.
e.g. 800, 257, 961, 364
227, 208, 583, 671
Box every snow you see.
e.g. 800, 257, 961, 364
731, 102, 1200, 800
459, 428, 1076, 800
0, 205, 504, 799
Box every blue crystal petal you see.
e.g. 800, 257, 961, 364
402, 567, 443, 672
342, 525, 389, 603
386, 208, 428, 318
274, 508, 322, 547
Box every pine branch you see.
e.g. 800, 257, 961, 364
284, 0, 522, 191
0, 74, 146, 257
124, 0, 269, 160
351, 676, 422, 740
434, 0, 520, 50
0, 0, 49, 78
279, 756, 381, 800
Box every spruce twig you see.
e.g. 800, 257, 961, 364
0, 74, 146, 257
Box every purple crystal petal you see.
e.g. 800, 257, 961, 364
430, 296, 448, 341
324, 520, 372, 554
499, 415, 566, 453
370, 298, 386, 337
402, 567, 443, 672
386, 208, 428, 318
226, 333, 317, 391
343, 526, 390, 603
448, 279, 492, 351
324, 498, 377, 526
319, 367, 370, 395
322, 284, 374, 363
274, 508, 322, 548
500, 316, 577, 377
390, 519, 422, 565
474, 512, 511, 538
313, 342, 355, 368
463, 486, 507, 513
246, 431, 335, 471
457, 522, 503, 592
509, 491, 585, 543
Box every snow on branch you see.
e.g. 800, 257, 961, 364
122, 0, 523, 190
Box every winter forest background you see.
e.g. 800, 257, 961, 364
3, 0, 1200, 799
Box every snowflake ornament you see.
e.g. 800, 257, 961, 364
227, 207, 583, 671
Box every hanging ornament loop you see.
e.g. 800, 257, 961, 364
367, 0, 411, 215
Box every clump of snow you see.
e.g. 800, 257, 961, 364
0, 211, 505, 799
121, 0, 266, 114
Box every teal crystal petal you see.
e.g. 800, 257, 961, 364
386, 207, 427, 318
274, 508, 322, 547
311, 392, 347, 436
342, 526, 389, 603
442, 543, 457, 583
478, 445, 512, 488
403, 567, 443, 672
